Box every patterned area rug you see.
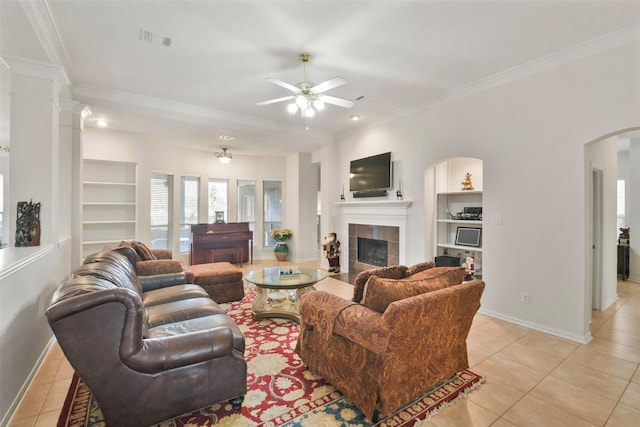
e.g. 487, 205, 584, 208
57, 287, 484, 427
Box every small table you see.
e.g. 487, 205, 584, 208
246, 266, 329, 322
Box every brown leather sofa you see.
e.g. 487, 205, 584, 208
297, 264, 485, 421
46, 248, 246, 426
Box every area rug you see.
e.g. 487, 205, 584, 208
58, 287, 484, 427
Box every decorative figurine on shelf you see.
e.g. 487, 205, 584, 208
461, 173, 474, 191
396, 178, 403, 200
619, 227, 630, 245
322, 232, 341, 273
15, 200, 41, 247
462, 256, 475, 281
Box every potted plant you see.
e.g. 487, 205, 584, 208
270, 228, 293, 261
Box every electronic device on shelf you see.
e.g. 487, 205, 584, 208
455, 227, 482, 247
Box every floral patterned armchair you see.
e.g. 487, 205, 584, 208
296, 266, 484, 420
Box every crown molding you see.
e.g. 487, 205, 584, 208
2, 56, 69, 88
73, 85, 332, 140
19, 0, 73, 83
337, 25, 640, 140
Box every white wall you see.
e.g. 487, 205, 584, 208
629, 139, 640, 281
0, 61, 73, 426
83, 127, 289, 261
329, 41, 640, 342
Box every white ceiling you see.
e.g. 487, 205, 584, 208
2, 0, 640, 156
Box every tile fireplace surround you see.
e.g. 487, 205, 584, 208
337, 200, 412, 274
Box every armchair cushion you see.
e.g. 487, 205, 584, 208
352, 264, 408, 303
132, 241, 157, 261
361, 267, 465, 313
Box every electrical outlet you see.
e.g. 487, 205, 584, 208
521, 292, 530, 304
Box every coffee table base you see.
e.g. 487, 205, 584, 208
252, 284, 315, 322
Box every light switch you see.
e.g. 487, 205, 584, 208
491, 214, 503, 225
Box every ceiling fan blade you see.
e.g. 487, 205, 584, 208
311, 77, 346, 94
266, 78, 300, 93
256, 95, 295, 106
321, 95, 354, 108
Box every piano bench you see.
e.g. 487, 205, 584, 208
207, 247, 243, 266
185, 262, 244, 303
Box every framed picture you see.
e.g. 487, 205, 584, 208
455, 227, 481, 247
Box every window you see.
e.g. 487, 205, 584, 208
237, 180, 256, 243
180, 176, 199, 252
263, 180, 282, 247
150, 172, 172, 250
617, 179, 626, 229
208, 179, 228, 223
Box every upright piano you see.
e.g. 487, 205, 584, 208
191, 222, 253, 265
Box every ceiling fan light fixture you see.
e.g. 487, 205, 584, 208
215, 148, 232, 164
296, 95, 307, 109
313, 98, 325, 111
304, 107, 315, 118
287, 103, 298, 114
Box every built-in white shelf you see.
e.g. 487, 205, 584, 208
82, 160, 137, 257
437, 243, 483, 253
436, 219, 483, 225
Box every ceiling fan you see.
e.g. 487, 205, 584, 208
256, 53, 354, 118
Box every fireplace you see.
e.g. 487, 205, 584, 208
338, 200, 411, 274
357, 237, 388, 267
349, 223, 399, 274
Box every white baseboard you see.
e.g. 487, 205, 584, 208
478, 308, 593, 344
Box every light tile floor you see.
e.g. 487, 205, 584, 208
9, 261, 640, 426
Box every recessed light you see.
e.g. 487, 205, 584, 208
97, 119, 108, 127
219, 135, 236, 141
350, 115, 361, 121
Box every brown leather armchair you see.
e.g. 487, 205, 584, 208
47, 249, 246, 426
297, 266, 484, 420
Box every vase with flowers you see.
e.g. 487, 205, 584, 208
271, 228, 293, 261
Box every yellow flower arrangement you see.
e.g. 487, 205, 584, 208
270, 228, 293, 242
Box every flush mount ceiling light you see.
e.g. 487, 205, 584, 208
256, 53, 354, 119
215, 148, 232, 164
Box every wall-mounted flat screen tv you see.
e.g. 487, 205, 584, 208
349, 152, 392, 192
455, 227, 482, 247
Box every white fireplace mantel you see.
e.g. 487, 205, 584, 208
337, 200, 412, 272
336, 200, 413, 209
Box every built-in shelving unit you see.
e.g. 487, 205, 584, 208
434, 158, 483, 274
436, 190, 483, 253
82, 160, 137, 257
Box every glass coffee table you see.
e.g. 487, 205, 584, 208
245, 266, 328, 322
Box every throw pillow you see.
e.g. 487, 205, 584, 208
402, 266, 465, 283
405, 261, 436, 277
131, 241, 157, 261
118, 241, 142, 262
352, 264, 408, 303
361, 267, 465, 313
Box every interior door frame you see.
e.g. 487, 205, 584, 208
591, 167, 604, 310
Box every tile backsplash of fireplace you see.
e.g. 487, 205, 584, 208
348, 223, 399, 274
